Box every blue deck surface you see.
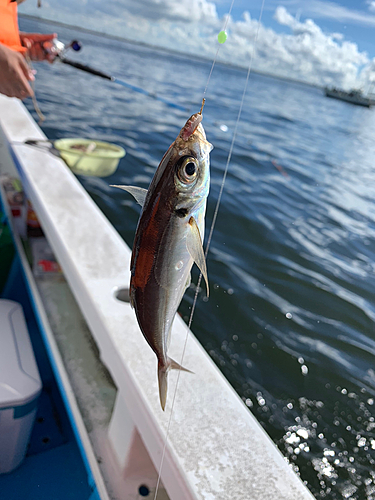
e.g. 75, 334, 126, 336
0, 441, 92, 500
0, 203, 95, 499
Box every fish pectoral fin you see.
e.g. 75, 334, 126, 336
186, 216, 209, 297
158, 358, 193, 410
110, 185, 148, 207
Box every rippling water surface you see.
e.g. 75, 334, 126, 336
21, 17, 375, 499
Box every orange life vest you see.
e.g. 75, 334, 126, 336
0, 0, 27, 53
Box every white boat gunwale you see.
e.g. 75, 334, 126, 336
0, 94, 315, 500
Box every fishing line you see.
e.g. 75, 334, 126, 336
202, 0, 235, 100
183, 0, 267, 397
25, 54, 46, 124
205, 0, 266, 259
153, 1, 266, 499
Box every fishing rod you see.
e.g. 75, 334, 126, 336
44, 38, 187, 112
40, 40, 284, 180
63, 58, 187, 111
43, 39, 232, 132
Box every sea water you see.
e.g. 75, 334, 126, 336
20, 16, 375, 499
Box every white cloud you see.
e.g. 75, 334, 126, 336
306, 0, 375, 27
100, 0, 218, 23
23, 0, 219, 24
269, 0, 375, 27
18, 1, 373, 89
270, 6, 369, 87
219, 7, 369, 89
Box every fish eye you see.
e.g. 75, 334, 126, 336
185, 161, 196, 176
177, 156, 199, 184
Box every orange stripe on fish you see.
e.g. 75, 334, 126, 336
131, 194, 161, 290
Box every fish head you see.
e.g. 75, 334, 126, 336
172, 111, 213, 207
146, 109, 213, 211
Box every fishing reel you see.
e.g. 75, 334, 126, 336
43, 39, 82, 60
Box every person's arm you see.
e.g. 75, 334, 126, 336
19, 32, 57, 62
0, 43, 34, 99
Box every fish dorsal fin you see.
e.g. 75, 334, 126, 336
186, 216, 209, 297
110, 185, 148, 207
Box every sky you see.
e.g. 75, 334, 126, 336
18, 0, 375, 89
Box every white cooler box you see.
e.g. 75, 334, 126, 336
0, 299, 42, 473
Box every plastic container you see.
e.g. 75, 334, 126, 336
30, 237, 62, 277
2, 177, 27, 239
54, 138, 125, 177
0, 300, 42, 474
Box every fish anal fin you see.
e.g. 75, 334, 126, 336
186, 216, 209, 297
169, 358, 193, 374
157, 357, 193, 410
110, 185, 148, 207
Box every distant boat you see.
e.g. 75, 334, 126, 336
324, 87, 373, 107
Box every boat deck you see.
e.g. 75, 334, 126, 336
0, 252, 94, 500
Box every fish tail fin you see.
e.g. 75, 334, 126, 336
157, 361, 169, 411
157, 358, 193, 411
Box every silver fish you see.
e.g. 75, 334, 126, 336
112, 104, 213, 410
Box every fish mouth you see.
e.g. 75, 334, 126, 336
180, 99, 206, 142
180, 112, 203, 142
177, 121, 213, 159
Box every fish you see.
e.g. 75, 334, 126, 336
112, 102, 213, 410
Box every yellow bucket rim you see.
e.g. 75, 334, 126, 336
54, 138, 125, 159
